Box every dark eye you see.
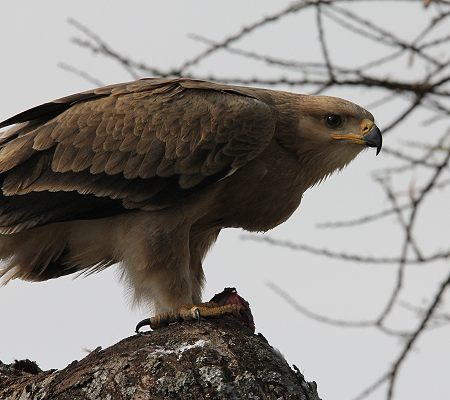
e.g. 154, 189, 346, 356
326, 114, 343, 128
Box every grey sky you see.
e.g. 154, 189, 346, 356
0, 2, 449, 399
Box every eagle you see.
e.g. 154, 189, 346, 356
0, 78, 381, 327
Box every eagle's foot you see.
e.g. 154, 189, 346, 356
135, 287, 255, 332
150, 302, 242, 330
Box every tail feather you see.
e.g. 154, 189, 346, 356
0, 218, 118, 284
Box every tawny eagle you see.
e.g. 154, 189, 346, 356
0, 78, 381, 326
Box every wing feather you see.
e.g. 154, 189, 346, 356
0, 78, 277, 232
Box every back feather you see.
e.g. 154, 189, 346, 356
0, 78, 276, 233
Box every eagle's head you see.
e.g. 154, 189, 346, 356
275, 94, 382, 187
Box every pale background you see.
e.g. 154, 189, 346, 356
0, 1, 449, 400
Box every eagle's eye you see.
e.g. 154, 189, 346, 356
325, 114, 343, 128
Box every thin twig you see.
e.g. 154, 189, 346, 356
58, 62, 104, 86
386, 271, 450, 399
267, 281, 410, 337
242, 235, 450, 265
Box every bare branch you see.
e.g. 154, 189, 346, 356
316, 3, 335, 82
176, 0, 321, 73
316, 204, 411, 228
352, 373, 390, 400
267, 281, 410, 337
241, 235, 450, 265
386, 271, 450, 399
58, 62, 104, 86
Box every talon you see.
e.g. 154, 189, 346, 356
191, 306, 200, 322
140, 288, 255, 331
135, 318, 151, 333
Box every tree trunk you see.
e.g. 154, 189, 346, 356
0, 319, 321, 399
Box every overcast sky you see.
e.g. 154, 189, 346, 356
0, 2, 449, 400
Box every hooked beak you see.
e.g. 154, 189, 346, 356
330, 119, 383, 155
363, 124, 382, 155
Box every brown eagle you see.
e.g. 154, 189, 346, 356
0, 78, 381, 327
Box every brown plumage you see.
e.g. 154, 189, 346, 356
0, 78, 381, 312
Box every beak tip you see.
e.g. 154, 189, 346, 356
364, 125, 382, 155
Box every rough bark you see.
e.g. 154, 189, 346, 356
0, 319, 321, 399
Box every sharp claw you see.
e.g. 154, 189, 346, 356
192, 306, 200, 322
135, 318, 151, 333
142, 289, 254, 331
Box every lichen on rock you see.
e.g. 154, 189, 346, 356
1, 319, 321, 400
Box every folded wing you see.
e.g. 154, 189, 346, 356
0, 78, 276, 233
